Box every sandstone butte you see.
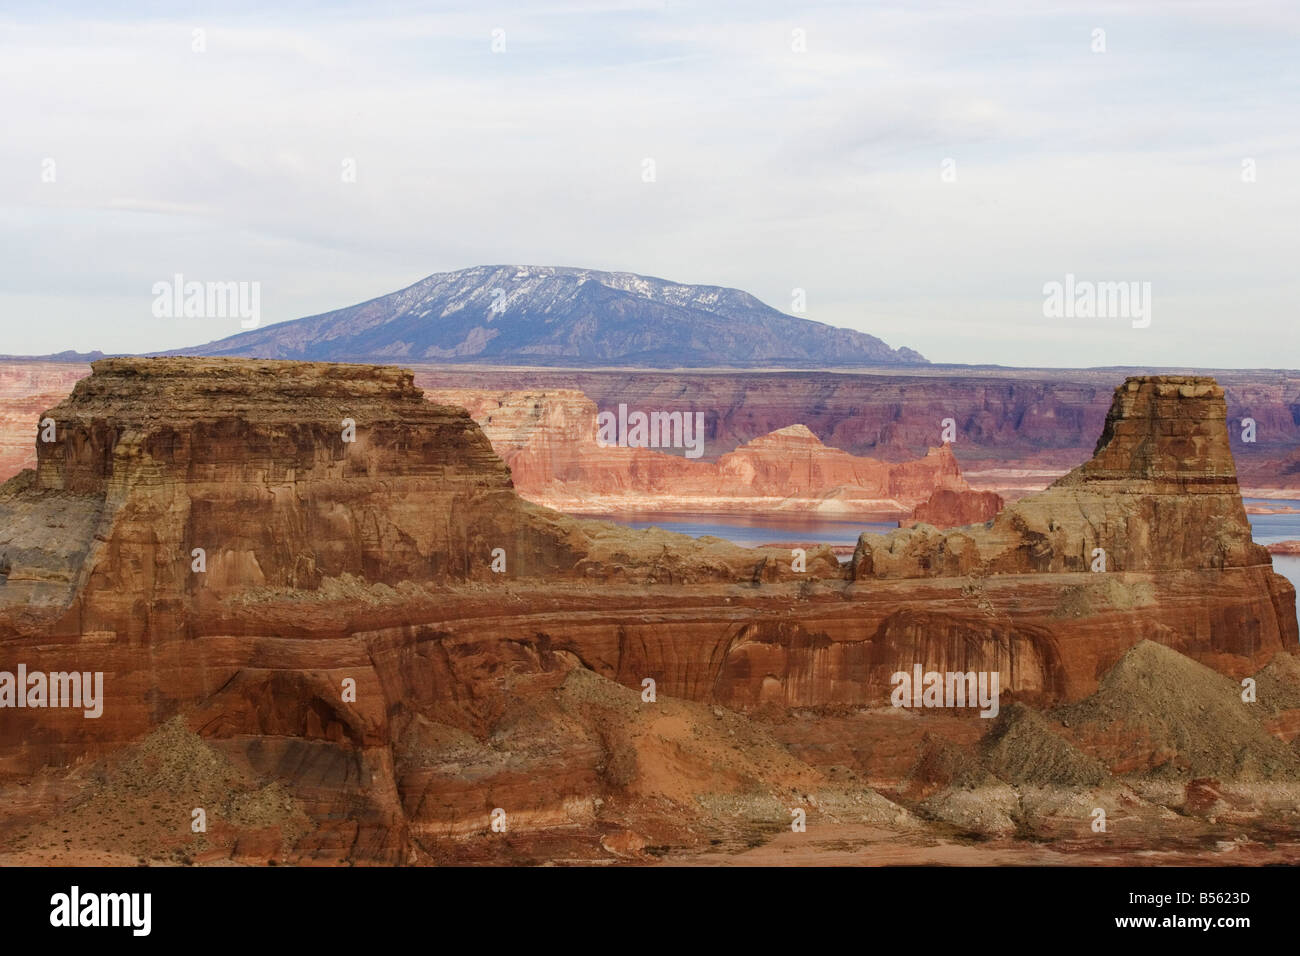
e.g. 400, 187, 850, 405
420, 386, 1000, 520
0, 359, 1295, 865
411, 365, 1300, 496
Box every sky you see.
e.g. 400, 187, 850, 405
1, 0, 1297, 367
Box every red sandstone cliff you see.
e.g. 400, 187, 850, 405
0, 361, 1296, 866
852, 377, 1296, 693
413, 365, 1300, 494
6, 361, 1300, 495
907, 488, 1005, 529
855, 377, 1278, 578
0, 362, 87, 482
422, 387, 969, 514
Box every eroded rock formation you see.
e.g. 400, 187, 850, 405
411, 365, 1300, 493
0, 361, 1295, 865
907, 488, 1004, 529
0, 362, 87, 482
6, 361, 1300, 494
422, 387, 968, 514
855, 377, 1277, 577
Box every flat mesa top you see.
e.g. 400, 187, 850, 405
48, 357, 446, 424
1117, 375, 1221, 392
90, 355, 415, 380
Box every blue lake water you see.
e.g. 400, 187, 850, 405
1245, 499, 1300, 607
588, 512, 898, 549
590, 499, 1300, 614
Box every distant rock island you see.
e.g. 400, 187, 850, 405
166, 265, 927, 368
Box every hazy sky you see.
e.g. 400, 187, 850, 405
2, 0, 1297, 367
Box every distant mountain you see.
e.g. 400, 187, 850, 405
0, 350, 113, 363
167, 265, 927, 367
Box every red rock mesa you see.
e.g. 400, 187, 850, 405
0, 362, 1293, 864
422, 387, 974, 516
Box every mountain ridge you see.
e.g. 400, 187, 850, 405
163, 264, 927, 368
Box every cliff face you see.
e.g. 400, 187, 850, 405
7, 360, 834, 636
6, 362, 1300, 494
0, 361, 1295, 865
908, 488, 1005, 528
418, 370, 1111, 467
0, 362, 87, 482
9, 360, 571, 643
422, 388, 968, 514
855, 377, 1273, 578
715, 425, 965, 502
412, 366, 1300, 492
852, 377, 1296, 703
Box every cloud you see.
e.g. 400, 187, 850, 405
0, 0, 1297, 366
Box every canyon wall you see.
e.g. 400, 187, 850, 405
4, 361, 1298, 493
0, 359, 1294, 863
0, 362, 88, 482
907, 488, 1005, 528
414, 366, 1300, 493
423, 386, 972, 515
855, 377, 1275, 578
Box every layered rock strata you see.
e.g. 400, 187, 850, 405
422, 387, 969, 514
854, 377, 1274, 578
6, 362, 1300, 494
0, 362, 87, 481
410, 365, 1300, 492
0, 362, 1293, 864
906, 488, 1005, 529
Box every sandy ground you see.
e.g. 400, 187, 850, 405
661, 823, 1300, 867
